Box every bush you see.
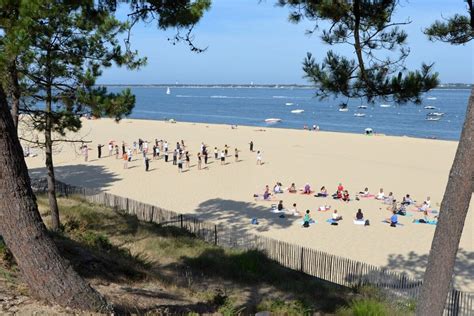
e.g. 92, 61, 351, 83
80, 231, 113, 251
257, 299, 311, 315
337, 299, 388, 316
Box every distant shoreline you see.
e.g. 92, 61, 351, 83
98, 84, 473, 90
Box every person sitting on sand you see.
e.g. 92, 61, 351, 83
263, 185, 271, 200
342, 190, 350, 202
397, 203, 407, 216
355, 209, 364, 220
273, 182, 284, 194
289, 203, 299, 216
332, 210, 343, 221
288, 183, 297, 193
384, 192, 394, 205
277, 200, 284, 211
416, 196, 431, 211
376, 188, 385, 200
337, 183, 344, 192
359, 187, 370, 196
315, 186, 328, 197
388, 210, 398, 227
332, 190, 343, 199
303, 210, 313, 227
303, 183, 311, 194
401, 194, 414, 206
318, 205, 331, 211
416, 210, 438, 224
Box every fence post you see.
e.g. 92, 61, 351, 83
300, 247, 304, 272
180, 214, 183, 229
214, 225, 218, 246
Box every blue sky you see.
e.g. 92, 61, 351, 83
98, 0, 473, 84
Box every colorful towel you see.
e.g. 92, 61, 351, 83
381, 220, 404, 227
412, 219, 437, 225
353, 220, 366, 225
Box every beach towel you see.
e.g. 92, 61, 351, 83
270, 209, 286, 214
412, 219, 437, 225
254, 196, 278, 202
359, 194, 375, 198
317, 207, 331, 212
381, 220, 404, 227
326, 218, 341, 224
353, 220, 365, 225
300, 220, 316, 225
300, 191, 315, 195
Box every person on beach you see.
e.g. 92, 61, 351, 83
127, 147, 132, 161
234, 148, 239, 162
176, 141, 181, 151
185, 151, 190, 169
416, 196, 431, 211
384, 192, 395, 205
108, 142, 113, 156
143, 141, 149, 154
204, 149, 208, 164
114, 145, 119, 159
337, 183, 344, 192
164, 150, 169, 162
172, 149, 178, 165
249, 141, 254, 152
181, 140, 185, 149
416, 210, 438, 224
273, 182, 284, 194
263, 185, 271, 200
288, 183, 297, 193
359, 187, 370, 197
303, 183, 311, 194
277, 200, 284, 211
97, 144, 104, 159
82, 144, 89, 162
133, 141, 138, 155
256, 151, 262, 165
224, 145, 229, 156
355, 209, 364, 220
318, 205, 331, 211
164, 141, 168, 153
145, 156, 150, 172
138, 139, 143, 152
197, 152, 202, 170
376, 188, 385, 200
155, 145, 160, 159
342, 190, 350, 202
315, 186, 328, 197
123, 152, 128, 169
388, 210, 398, 227
401, 194, 414, 206
122, 141, 126, 156
332, 190, 342, 199
177, 155, 183, 172
214, 147, 218, 159
303, 210, 313, 227
332, 210, 343, 221
220, 150, 226, 165
289, 203, 299, 216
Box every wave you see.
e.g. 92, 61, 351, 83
175, 95, 208, 98
210, 95, 260, 99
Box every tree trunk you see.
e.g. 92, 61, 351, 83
0, 86, 110, 311
7, 59, 21, 129
45, 83, 60, 231
417, 88, 474, 315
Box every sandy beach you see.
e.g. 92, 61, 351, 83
22, 118, 473, 291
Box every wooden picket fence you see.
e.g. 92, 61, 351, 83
36, 180, 473, 315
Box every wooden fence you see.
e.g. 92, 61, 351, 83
36, 180, 473, 315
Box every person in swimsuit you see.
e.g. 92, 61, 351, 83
234, 148, 239, 162
220, 150, 225, 165
197, 152, 202, 170
288, 183, 297, 193
316, 186, 328, 197
185, 151, 190, 169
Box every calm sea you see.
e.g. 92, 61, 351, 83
106, 86, 470, 141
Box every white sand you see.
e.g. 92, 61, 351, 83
23, 118, 474, 291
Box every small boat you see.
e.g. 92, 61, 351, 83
354, 113, 366, 117
166, 87, 171, 95
426, 117, 441, 121
168, 118, 176, 123
285, 102, 294, 106
427, 112, 445, 116
265, 118, 282, 123
358, 105, 368, 109
426, 97, 437, 100
291, 109, 304, 114
339, 108, 349, 112
380, 104, 391, 108
424, 106, 436, 110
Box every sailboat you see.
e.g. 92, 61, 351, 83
166, 87, 171, 95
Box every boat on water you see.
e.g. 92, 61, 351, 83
265, 118, 282, 123
380, 104, 391, 108
427, 112, 445, 116
354, 113, 366, 117
358, 105, 368, 109
291, 109, 304, 114
166, 87, 171, 95
424, 105, 436, 110
339, 108, 349, 112
426, 97, 437, 100
426, 117, 441, 121
285, 102, 294, 106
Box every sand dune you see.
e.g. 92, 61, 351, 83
23, 118, 473, 291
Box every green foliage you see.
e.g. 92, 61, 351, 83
0, 236, 15, 268
257, 299, 311, 315
337, 299, 389, 316
278, 0, 439, 104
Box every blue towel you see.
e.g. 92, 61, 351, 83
381, 220, 404, 227
300, 220, 316, 225
413, 219, 437, 225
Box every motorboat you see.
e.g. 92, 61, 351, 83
424, 106, 436, 110
358, 105, 368, 109
166, 87, 171, 95
426, 97, 437, 100
380, 104, 391, 108
291, 109, 304, 114
426, 117, 441, 121
338, 108, 349, 112
427, 112, 445, 116
265, 118, 282, 123
354, 113, 366, 117
285, 102, 294, 106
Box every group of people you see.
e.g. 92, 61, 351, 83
255, 181, 437, 228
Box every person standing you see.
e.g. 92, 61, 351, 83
121, 141, 126, 156
177, 155, 183, 173
97, 144, 104, 159
172, 149, 177, 165
185, 151, 190, 169
234, 148, 239, 162
197, 152, 202, 170
256, 151, 262, 165
220, 150, 225, 165
224, 144, 228, 156
114, 145, 119, 159
204, 149, 208, 164
164, 150, 169, 162
108, 142, 113, 156
145, 157, 150, 172
123, 152, 128, 169
214, 147, 218, 160
249, 141, 254, 152
82, 144, 89, 162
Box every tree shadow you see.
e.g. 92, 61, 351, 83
383, 248, 474, 291
29, 164, 120, 190
194, 198, 297, 235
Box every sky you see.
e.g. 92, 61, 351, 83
98, 0, 474, 85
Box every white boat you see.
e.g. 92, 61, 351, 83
354, 113, 366, 117
380, 104, 391, 108
426, 97, 437, 100
339, 108, 349, 112
291, 109, 304, 114
265, 118, 282, 123
424, 106, 436, 110
358, 105, 368, 109
166, 87, 171, 95
426, 117, 441, 121
285, 102, 294, 106
427, 112, 445, 116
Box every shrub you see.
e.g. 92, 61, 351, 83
80, 231, 113, 251
337, 299, 388, 316
257, 299, 311, 315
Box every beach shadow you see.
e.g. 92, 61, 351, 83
29, 164, 120, 190
193, 198, 296, 235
